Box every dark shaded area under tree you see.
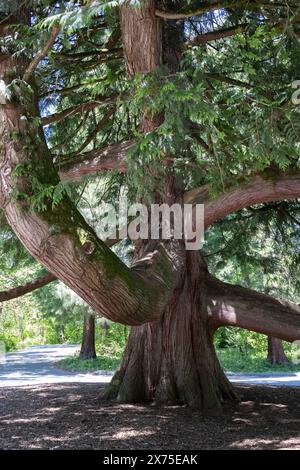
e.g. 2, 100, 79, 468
1, 383, 300, 450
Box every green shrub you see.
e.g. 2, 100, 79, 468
0, 333, 18, 352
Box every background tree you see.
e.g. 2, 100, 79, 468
80, 314, 97, 359
267, 337, 289, 365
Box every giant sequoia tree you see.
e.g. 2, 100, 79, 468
1, 0, 300, 410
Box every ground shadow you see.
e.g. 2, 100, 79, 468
0, 384, 300, 449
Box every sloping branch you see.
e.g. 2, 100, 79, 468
39, 77, 108, 98
23, 24, 60, 82
41, 93, 124, 126
184, 24, 249, 47
203, 73, 274, 100
71, 106, 116, 155
56, 47, 122, 61
0, 273, 56, 302
155, 1, 237, 19
207, 275, 300, 342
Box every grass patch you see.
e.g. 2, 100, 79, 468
58, 345, 300, 374
58, 353, 120, 372
57, 342, 123, 372
217, 347, 300, 373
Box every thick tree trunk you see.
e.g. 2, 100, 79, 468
267, 337, 289, 365
80, 314, 97, 360
104, 250, 237, 410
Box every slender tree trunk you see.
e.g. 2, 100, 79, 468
18, 314, 24, 341
80, 314, 97, 360
104, 250, 237, 410
267, 336, 289, 365
60, 324, 65, 343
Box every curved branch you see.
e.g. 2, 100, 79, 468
203, 73, 274, 100
23, 24, 60, 82
155, 2, 236, 19
0, 7, 186, 328
0, 273, 56, 302
206, 275, 300, 342
184, 172, 300, 229
56, 47, 122, 61
70, 106, 116, 155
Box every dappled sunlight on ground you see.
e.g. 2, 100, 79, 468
0, 383, 300, 449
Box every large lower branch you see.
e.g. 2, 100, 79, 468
59, 146, 300, 234
206, 276, 300, 342
61, 154, 300, 230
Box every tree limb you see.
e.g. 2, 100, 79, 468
184, 171, 300, 229
0, 273, 57, 302
154, 1, 277, 19
58, 140, 133, 180
203, 73, 274, 100
184, 24, 249, 47
41, 92, 124, 126
206, 275, 300, 342
39, 77, 108, 98
23, 24, 60, 82
55, 47, 122, 61
71, 106, 116, 155
155, 1, 237, 19
0, 232, 125, 303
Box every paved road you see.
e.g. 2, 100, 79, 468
0, 344, 300, 388
0, 344, 113, 387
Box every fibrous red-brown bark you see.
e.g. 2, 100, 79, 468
267, 337, 289, 365
206, 276, 300, 342
80, 314, 97, 360
184, 172, 300, 229
58, 141, 132, 181
102, 0, 300, 410
104, 250, 237, 409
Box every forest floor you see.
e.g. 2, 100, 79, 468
0, 383, 300, 450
